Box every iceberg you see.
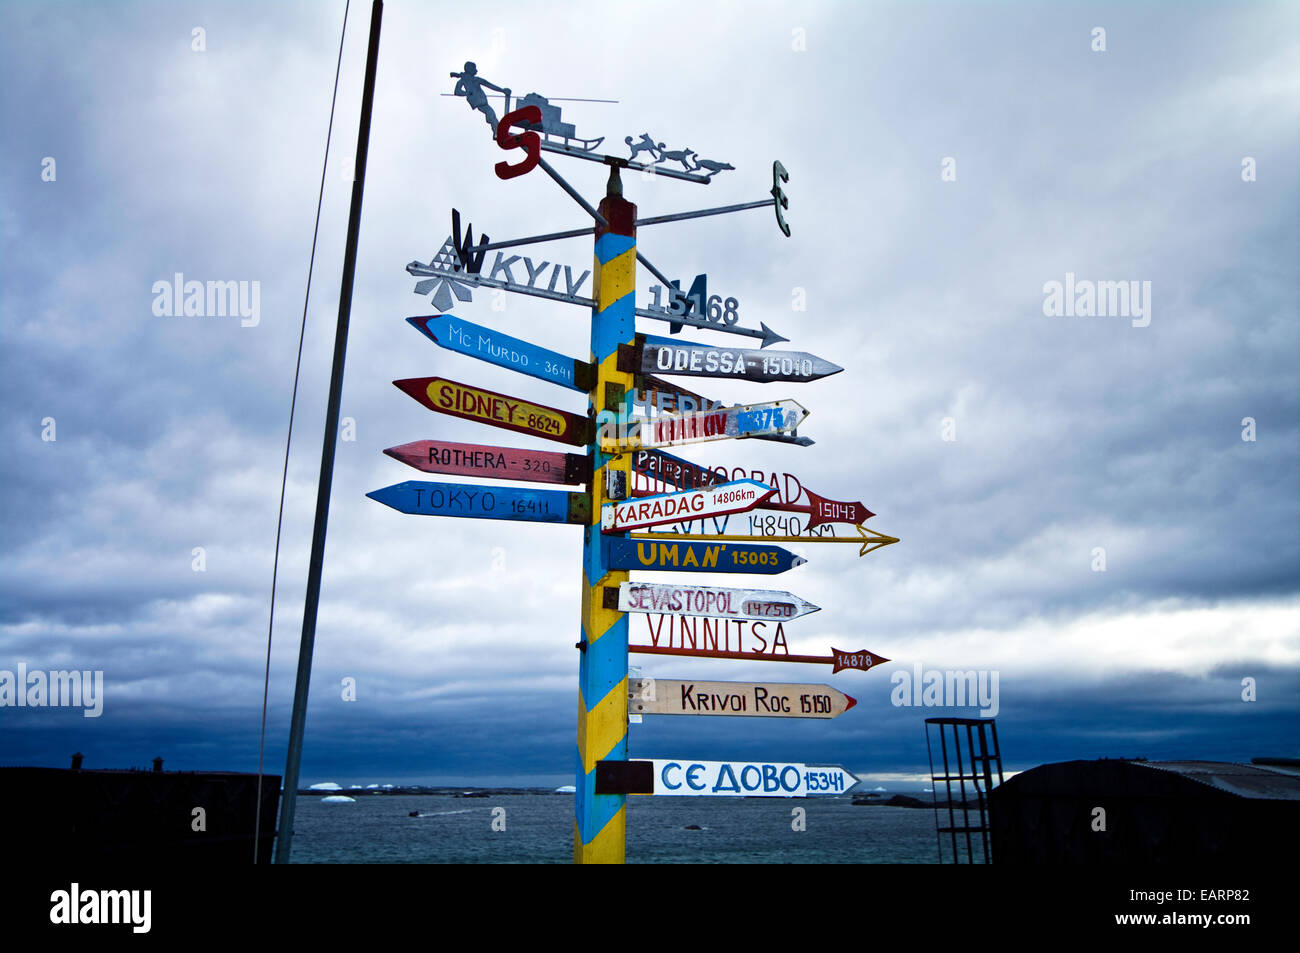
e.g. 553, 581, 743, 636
554, 785, 576, 794
309, 782, 342, 791
320, 795, 356, 803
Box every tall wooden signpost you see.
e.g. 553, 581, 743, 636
369, 66, 902, 863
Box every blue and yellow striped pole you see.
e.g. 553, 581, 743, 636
576, 170, 636, 863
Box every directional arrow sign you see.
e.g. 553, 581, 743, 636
601, 480, 774, 532
595, 759, 858, 797
607, 538, 805, 575
394, 376, 588, 447
629, 448, 873, 526
384, 440, 587, 485
628, 678, 855, 719
640, 340, 842, 384
407, 314, 594, 392
366, 480, 589, 524
629, 643, 890, 672
634, 375, 813, 447
615, 582, 819, 621
633, 524, 900, 558
605, 400, 808, 452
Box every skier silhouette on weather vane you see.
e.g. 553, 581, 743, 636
450, 62, 510, 133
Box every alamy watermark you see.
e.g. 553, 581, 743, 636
0, 663, 103, 717
152, 273, 260, 327
1043, 272, 1151, 328
890, 662, 999, 718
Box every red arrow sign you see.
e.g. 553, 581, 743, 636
629, 449, 874, 527
630, 644, 889, 671
384, 440, 587, 485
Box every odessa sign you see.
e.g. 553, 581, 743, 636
384, 440, 586, 485
616, 582, 819, 621
367, 480, 588, 524
628, 678, 856, 719
601, 479, 774, 532
394, 376, 588, 446
641, 340, 842, 383
407, 314, 594, 392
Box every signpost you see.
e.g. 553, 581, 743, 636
614, 582, 820, 622
367, 480, 588, 524
407, 314, 594, 392
394, 375, 588, 446
628, 678, 856, 719
357, 61, 904, 865
595, 759, 859, 797
606, 538, 805, 575
604, 399, 808, 451
601, 479, 774, 532
639, 339, 842, 383
384, 439, 586, 485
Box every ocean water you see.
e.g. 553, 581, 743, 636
288, 793, 951, 863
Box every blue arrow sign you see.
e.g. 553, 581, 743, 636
366, 480, 588, 524
607, 538, 805, 575
407, 314, 594, 392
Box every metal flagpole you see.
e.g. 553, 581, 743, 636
274, 0, 383, 865
575, 165, 636, 863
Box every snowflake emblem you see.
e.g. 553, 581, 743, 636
406, 236, 477, 312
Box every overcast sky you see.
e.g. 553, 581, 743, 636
2, 0, 1297, 791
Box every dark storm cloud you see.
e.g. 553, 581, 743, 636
2, 1, 1297, 788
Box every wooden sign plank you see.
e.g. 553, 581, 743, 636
631, 524, 900, 558
628, 678, 855, 718
631, 644, 889, 671
603, 400, 808, 451
606, 538, 805, 575
634, 375, 813, 447
394, 376, 588, 447
601, 479, 774, 532
595, 759, 858, 797
366, 480, 588, 524
384, 440, 587, 485
616, 582, 819, 621
630, 448, 874, 527
407, 314, 594, 392
640, 339, 842, 384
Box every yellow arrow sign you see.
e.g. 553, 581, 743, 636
628, 523, 899, 558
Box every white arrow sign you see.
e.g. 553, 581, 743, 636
647, 759, 858, 797
602, 400, 808, 451
601, 479, 775, 532
617, 582, 820, 621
